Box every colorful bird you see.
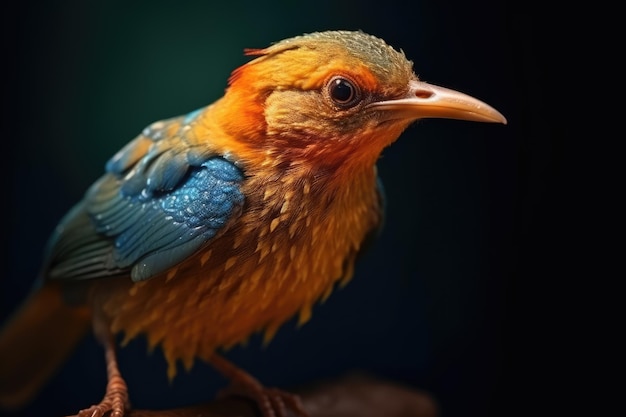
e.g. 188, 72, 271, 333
0, 30, 506, 417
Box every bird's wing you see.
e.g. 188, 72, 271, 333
43, 109, 245, 283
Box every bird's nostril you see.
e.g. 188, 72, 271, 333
414, 90, 433, 99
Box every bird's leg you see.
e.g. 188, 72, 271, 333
75, 311, 130, 417
208, 353, 308, 417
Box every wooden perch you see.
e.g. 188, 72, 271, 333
68, 373, 437, 417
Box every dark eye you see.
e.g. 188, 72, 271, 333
327, 76, 360, 108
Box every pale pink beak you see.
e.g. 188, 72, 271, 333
370, 80, 507, 124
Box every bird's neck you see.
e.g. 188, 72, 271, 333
196, 93, 386, 189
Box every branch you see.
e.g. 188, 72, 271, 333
80, 373, 437, 417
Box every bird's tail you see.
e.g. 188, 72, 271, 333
0, 283, 91, 410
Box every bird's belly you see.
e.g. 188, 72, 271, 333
99, 225, 358, 377
99, 168, 381, 378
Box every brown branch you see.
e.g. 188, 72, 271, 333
74, 373, 438, 417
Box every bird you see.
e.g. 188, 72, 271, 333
0, 30, 506, 417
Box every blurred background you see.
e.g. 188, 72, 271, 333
1, 1, 568, 416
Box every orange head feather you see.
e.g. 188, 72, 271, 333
210, 31, 416, 169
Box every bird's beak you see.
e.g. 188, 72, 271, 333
370, 80, 507, 124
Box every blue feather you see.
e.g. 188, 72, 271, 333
45, 112, 246, 283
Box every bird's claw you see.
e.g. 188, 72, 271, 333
73, 402, 122, 417
71, 390, 129, 417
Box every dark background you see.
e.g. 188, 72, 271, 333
1, 1, 573, 417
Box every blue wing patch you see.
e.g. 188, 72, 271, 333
44, 111, 245, 283
86, 157, 244, 282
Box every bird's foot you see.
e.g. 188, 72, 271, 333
218, 380, 308, 417
74, 402, 122, 417
73, 379, 130, 417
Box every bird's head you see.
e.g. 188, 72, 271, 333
211, 30, 506, 171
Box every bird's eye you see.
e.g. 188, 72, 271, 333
327, 76, 361, 108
